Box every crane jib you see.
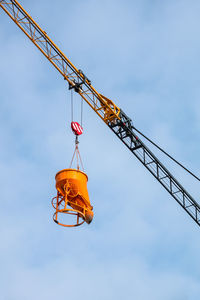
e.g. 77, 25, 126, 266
0, 0, 200, 227
109, 112, 200, 226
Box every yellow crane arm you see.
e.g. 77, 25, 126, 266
0, 0, 120, 125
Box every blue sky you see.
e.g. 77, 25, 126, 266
1, 0, 200, 299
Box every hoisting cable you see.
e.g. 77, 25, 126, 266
132, 125, 200, 182
81, 98, 83, 127
71, 89, 73, 122
70, 89, 83, 126
69, 88, 84, 170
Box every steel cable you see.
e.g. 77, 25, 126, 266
132, 125, 200, 182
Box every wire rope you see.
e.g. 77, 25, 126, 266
132, 125, 200, 182
71, 89, 73, 122
81, 98, 83, 127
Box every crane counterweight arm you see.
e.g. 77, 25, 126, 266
1, 0, 200, 227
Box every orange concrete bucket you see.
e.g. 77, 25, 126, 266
52, 169, 93, 227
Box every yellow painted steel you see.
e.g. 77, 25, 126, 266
0, 0, 121, 125
52, 169, 93, 227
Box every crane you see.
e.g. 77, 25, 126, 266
1, 0, 200, 227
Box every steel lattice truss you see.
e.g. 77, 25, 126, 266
110, 116, 200, 226
1, 0, 200, 227
0, 0, 120, 124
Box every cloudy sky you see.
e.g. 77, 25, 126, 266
1, 0, 200, 299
